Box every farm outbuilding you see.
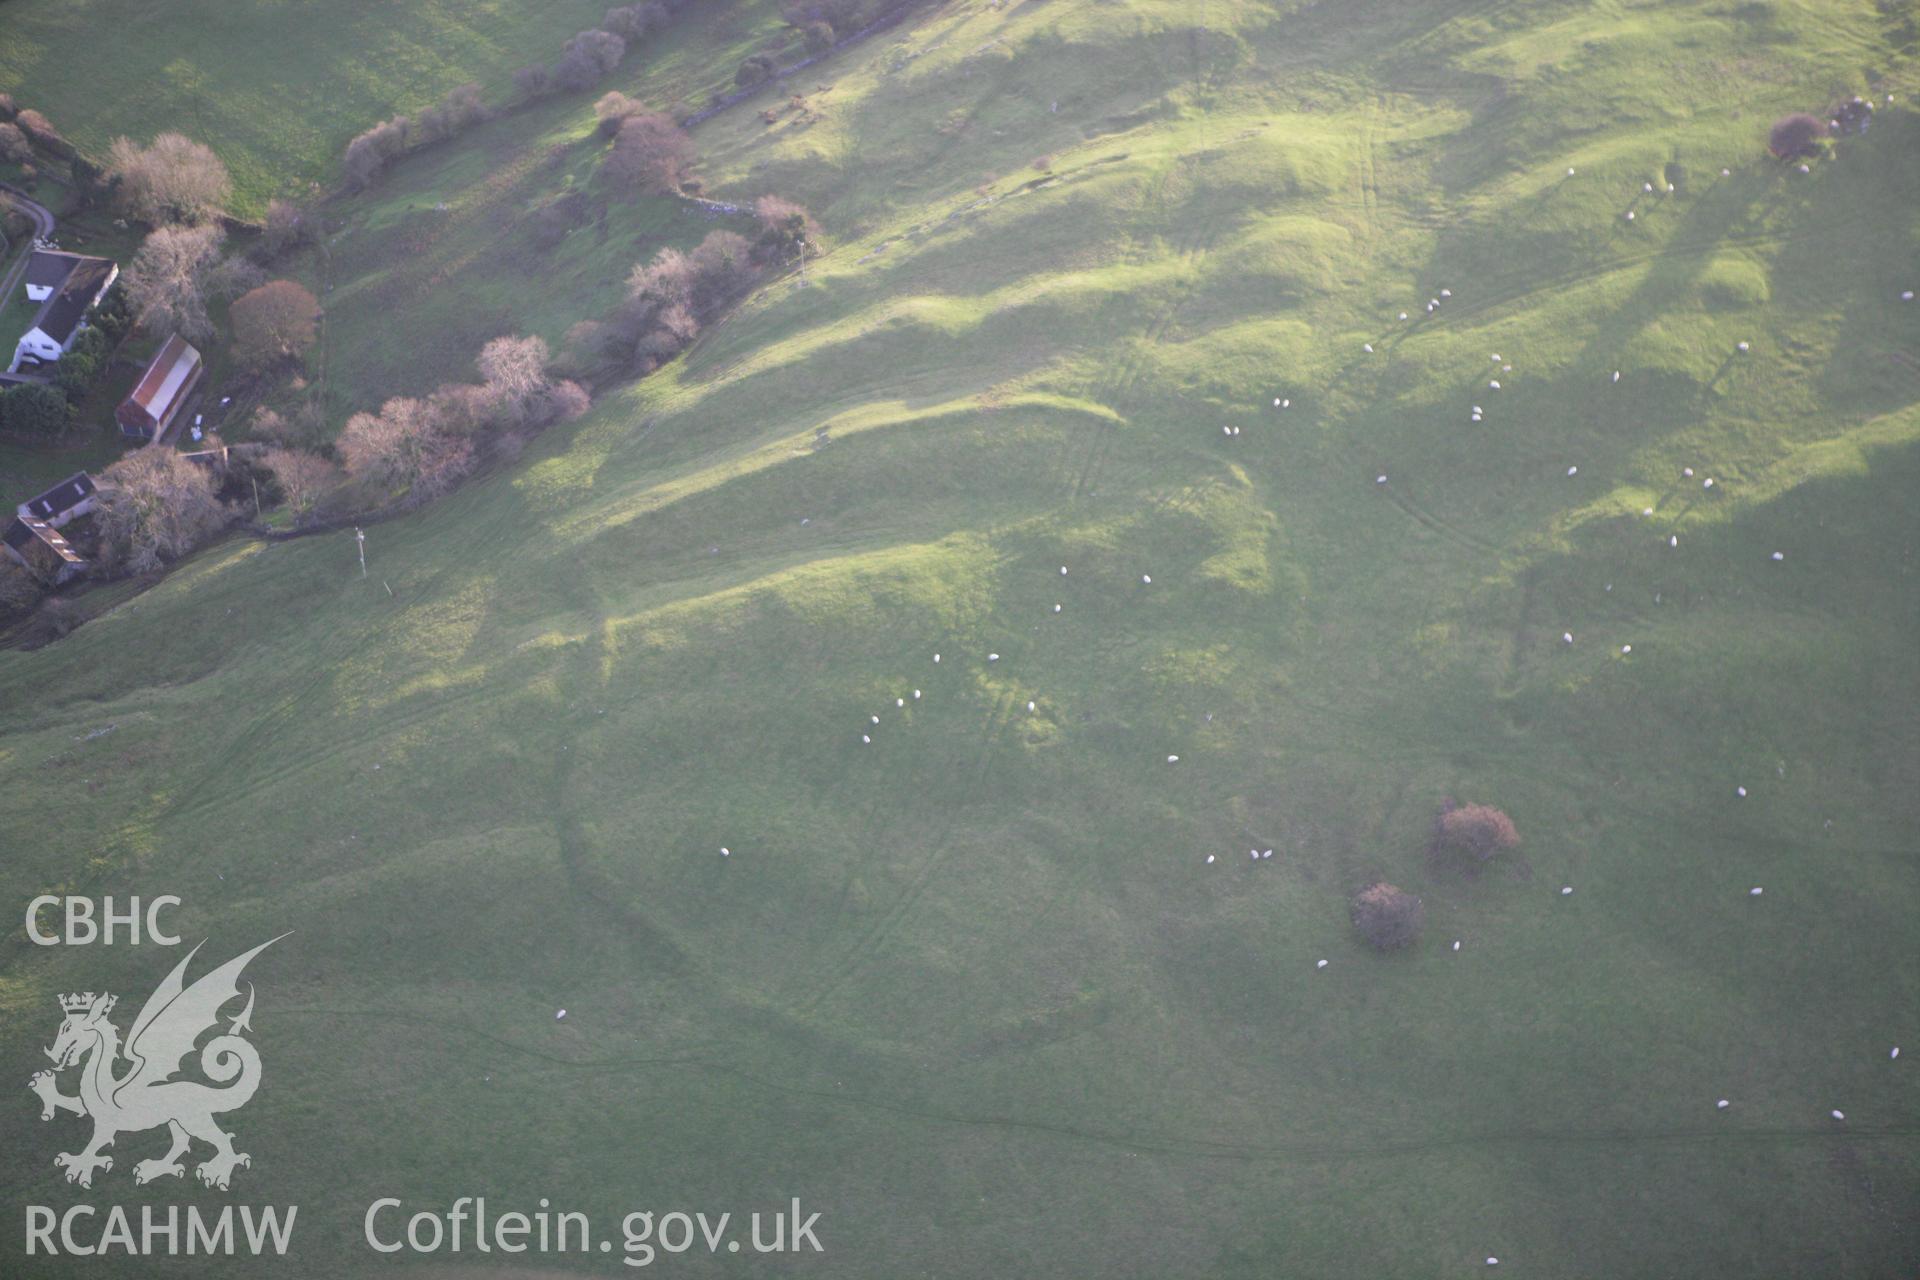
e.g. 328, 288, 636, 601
116, 334, 204, 443
2, 516, 87, 586
16, 472, 97, 528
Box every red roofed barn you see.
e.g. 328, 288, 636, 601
116, 334, 204, 443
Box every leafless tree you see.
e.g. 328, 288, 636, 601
338, 396, 474, 502
601, 3, 667, 40
343, 117, 410, 190
231, 280, 320, 370
14, 109, 64, 153
602, 111, 694, 194
94, 449, 230, 574
688, 230, 756, 314
249, 400, 328, 449
124, 223, 225, 340
555, 29, 627, 91
259, 447, 338, 517
475, 334, 552, 421
0, 122, 30, 164
261, 198, 319, 256
415, 83, 488, 143
205, 255, 268, 302
540, 379, 593, 425
106, 132, 232, 224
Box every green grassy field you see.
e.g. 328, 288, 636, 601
314, 0, 784, 414
0, 0, 637, 217
2, 1, 1918, 1276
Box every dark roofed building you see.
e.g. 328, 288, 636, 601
2, 516, 87, 586
24, 251, 83, 300
11, 254, 118, 371
17, 472, 98, 528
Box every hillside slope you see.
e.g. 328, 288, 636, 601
2, 2, 1918, 1276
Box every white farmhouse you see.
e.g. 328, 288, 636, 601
10, 252, 118, 372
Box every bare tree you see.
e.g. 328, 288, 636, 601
343, 117, 410, 190
105, 132, 231, 224
261, 198, 318, 256
540, 379, 593, 425
259, 447, 338, 517
602, 112, 694, 195
205, 255, 268, 302
602, 3, 667, 39
623, 246, 696, 331
14, 109, 64, 154
124, 223, 225, 340
338, 397, 473, 501
0, 122, 30, 164
415, 83, 488, 143
476, 334, 552, 408
555, 29, 627, 91
688, 230, 756, 315
231, 280, 320, 371
94, 449, 230, 574
249, 400, 328, 449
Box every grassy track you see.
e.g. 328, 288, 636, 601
1, 1, 1917, 1276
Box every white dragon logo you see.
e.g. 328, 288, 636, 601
27, 936, 284, 1191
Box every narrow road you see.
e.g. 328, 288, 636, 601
0, 182, 56, 310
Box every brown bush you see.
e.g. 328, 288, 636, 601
1436, 803, 1520, 862
1768, 113, 1827, 159
594, 91, 646, 139
736, 54, 778, 88
231, 280, 320, 371
1351, 882, 1424, 951
602, 111, 694, 195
